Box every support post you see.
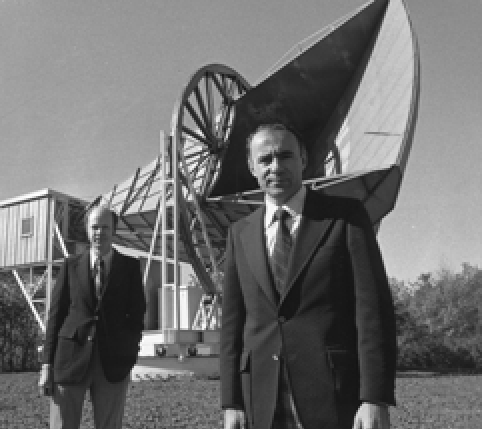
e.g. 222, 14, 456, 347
143, 203, 162, 287
54, 221, 69, 258
173, 133, 180, 335
12, 270, 45, 333
159, 130, 180, 346
45, 197, 56, 324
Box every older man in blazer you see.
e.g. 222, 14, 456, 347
38, 205, 146, 429
221, 124, 396, 429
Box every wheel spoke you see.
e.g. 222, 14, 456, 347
213, 103, 231, 141
202, 158, 219, 193
211, 75, 238, 141
222, 74, 228, 93
236, 77, 247, 94
193, 86, 211, 132
185, 152, 210, 173
184, 155, 208, 170
183, 147, 206, 162
225, 77, 237, 98
186, 154, 211, 187
220, 102, 234, 140
185, 164, 208, 183
182, 125, 211, 147
185, 100, 212, 143
211, 73, 230, 105
204, 74, 215, 137
191, 152, 211, 174
199, 164, 213, 195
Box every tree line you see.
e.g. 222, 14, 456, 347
1, 263, 482, 373
392, 263, 482, 371
0, 271, 40, 372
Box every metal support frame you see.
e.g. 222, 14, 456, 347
10, 195, 71, 333
137, 129, 221, 353
12, 269, 46, 332
191, 294, 221, 330
160, 131, 180, 342
142, 203, 162, 288
45, 197, 55, 322
178, 138, 222, 332
178, 141, 220, 281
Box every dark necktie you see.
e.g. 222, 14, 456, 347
271, 209, 292, 295
94, 258, 104, 302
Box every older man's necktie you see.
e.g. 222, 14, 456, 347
94, 258, 104, 302
271, 209, 292, 295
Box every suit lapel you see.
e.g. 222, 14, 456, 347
240, 208, 278, 306
74, 250, 95, 311
281, 191, 335, 304
76, 248, 119, 311
100, 248, 119, 300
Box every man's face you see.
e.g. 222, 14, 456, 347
248, 128, 306, 204
87, 208, 114, 255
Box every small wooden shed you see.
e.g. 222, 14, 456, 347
0, 189, 88, 330
0, 189, 88, 269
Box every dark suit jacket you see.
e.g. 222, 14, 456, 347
220, 190, 396, 429
43, 249, 146, 384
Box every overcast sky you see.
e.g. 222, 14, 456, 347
0, 0, 481, 281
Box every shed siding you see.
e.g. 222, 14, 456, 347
37, 198, 48, 263
17, 203, 26, 265
0, 209, 8, 266
0, 197, 49, 268
6, 206, 17, 267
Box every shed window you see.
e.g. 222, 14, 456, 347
21, 217, 34, 237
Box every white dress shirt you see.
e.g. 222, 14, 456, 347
90, 248, 113, 278
264, 186, 307, 257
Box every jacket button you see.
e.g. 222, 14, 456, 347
272, 354, 279, 361
278, 316, 286, 323
87, 335, 93, 342
93, 316, 99, 321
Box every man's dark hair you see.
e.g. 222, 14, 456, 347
84, 205, 119, 231
246, 123, 306, 162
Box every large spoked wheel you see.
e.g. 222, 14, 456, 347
170, 64, 250, 294
172, 64, 250, 199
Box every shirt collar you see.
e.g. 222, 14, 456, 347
265, 186, 306, 228
90, 248, 113, 269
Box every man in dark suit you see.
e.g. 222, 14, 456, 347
221, 124, 396, 429
38, 205, 146, 429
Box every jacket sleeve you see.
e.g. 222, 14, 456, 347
220, 226, 246, 410
347, 201, 397, 405
126, 257, 146, 334
43, 259, 70, 364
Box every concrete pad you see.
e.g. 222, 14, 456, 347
131, 356, 219, 382
131, 365, 193, 382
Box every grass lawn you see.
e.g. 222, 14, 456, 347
1, 372, 481, 428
